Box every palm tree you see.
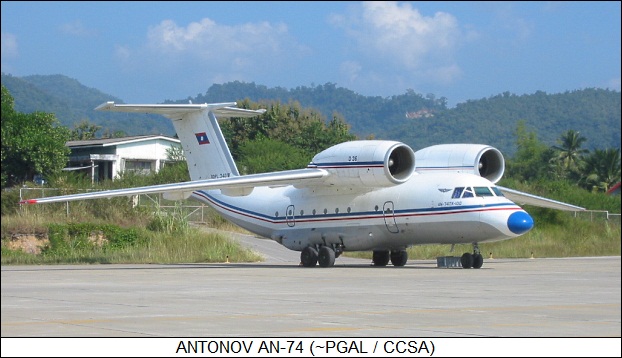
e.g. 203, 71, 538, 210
580, 148, 621, 192
552, 129, 589, 173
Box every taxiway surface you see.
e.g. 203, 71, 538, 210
2, 237, 620, 338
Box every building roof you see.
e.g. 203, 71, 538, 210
66, 135, 180, 148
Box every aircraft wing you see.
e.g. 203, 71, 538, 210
20, 169, 327, 205
497, 186, 585, 211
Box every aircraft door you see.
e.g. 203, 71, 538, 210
286, 205, 296, 227
383, 201, 399, 233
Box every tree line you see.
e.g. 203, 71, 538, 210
1, 85, 619, 203
507, 121, 620, 193
4, 74, 618, 158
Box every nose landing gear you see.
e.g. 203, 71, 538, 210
461, 243, 483, 269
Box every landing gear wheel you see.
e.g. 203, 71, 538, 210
301, 247, 318, 267
318, 246, 336, 267
390, 250, 408, 267
461, 252, 474, 268
472, 253, 483, 269
372, 250, 390, 266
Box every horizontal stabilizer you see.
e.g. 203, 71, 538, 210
95, 101, 266, 119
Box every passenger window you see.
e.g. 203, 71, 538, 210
474, 187, 494, 197
452, 187, 464, 199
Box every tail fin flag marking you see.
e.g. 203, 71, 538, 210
195, 132, 210, 145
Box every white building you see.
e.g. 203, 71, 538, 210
66, 135, 182, 182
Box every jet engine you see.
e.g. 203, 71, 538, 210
308, 141, 416, 187
413, 144, 505, 183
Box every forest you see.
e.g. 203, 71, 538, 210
2, 73, 620, 156
2, 82, 620, 204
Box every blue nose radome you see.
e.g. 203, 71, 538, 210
507, 211, 534, 235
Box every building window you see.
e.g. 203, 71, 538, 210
124, 160, 153, 175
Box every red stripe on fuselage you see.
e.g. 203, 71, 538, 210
194, 191, 522, 226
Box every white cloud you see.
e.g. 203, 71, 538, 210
421, 64, 462, 85
491, 4, 534, 43
59, 20, 97, 37
339, 61, 363, 82
332, 1, 464, 86
115, 17, 308, 91
1, 32, 18, 58
147, 18, 290, 59
114, 45, 131, 61
607, 77, 621, 91
143, 18, 298, 63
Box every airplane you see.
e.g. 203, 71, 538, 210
20, 101, 585, 268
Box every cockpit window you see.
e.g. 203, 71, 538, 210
453, 186, 500, 198
474, 187, 494, 197
452, 187, 464, 199
462, 187, 474, 198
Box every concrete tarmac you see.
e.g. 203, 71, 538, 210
1, 243, 620, 338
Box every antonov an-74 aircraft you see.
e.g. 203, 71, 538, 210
21, 101, 585, 268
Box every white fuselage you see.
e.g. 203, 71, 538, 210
191, 172, 529, 252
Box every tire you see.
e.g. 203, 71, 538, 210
318, 246, 335, 267
301, 247, 318, 267
472, 253, 484, 269
372, 250, 390, 266
461, 252, 474, 269
390, 250, 408, 267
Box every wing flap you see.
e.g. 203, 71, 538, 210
20, 169, 328, 205
497, 186, 585, 211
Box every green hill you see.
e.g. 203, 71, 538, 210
389, 89, 621, 156
185, 82, 620, 155
2, 73, 620, 156
1, 73, 175, 136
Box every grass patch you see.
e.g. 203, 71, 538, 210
1, 201, 263, 265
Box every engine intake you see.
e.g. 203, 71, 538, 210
309, 141, 416, 187
414, 144, 505, 183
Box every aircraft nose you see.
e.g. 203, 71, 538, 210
507, 211, 534, 235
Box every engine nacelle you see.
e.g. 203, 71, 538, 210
308, 140, 416, 187
414, 144, 505, 183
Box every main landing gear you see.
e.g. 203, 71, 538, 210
300, 245, 343, 267
460, 243, 483, 269
372, 249, 408, 267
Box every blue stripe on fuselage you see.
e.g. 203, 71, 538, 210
194, 190, 521, 225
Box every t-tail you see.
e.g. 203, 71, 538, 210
95, 101, 266, 181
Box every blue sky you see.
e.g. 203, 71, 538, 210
2, 1, 620, 107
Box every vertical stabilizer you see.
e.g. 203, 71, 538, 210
171, 109, 240, 180
95, 101, 266, 181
